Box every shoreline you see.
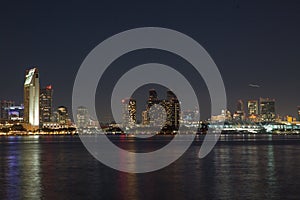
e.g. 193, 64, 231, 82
1, 132, 300, 136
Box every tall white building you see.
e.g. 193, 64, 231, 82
24, 68, 40, 128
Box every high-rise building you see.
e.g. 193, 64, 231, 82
122, 98, 136, 128
56, 106, 70, 125
40, 85, 53, 124
0, 100, 15, 121
297, 106, 300, 121
234, 99, 245, 120
260, 98, 276, 122
148, 89, 159, 107
165, 90, 180, 129
76, 106, 89, 128
142, 110, 149, 125
248, 100, 259, 115
24, 68, 40, 127
144, 89, 180, 130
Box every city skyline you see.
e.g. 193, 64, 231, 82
1, 1, 300, 119
1, 67, 300, 123
1, 1, 300, 199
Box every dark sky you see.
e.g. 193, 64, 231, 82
1, 0, 300, 120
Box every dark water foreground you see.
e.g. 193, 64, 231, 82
0, 135, 300, 200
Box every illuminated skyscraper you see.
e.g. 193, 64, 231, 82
260, 98, 276, 122
165, 90, 180, 129
40, 85, 53, 124
76, 106, 89, 128
24, 68, 40, 127
297, 106, 300, 121
248, 100, 259, 115
122, 98, 136, 128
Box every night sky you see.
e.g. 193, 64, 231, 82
1, 0, 300, 120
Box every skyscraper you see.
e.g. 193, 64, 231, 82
142, 110, 149, 125
297, 106, 300, 121
76, 106, 89, 128
24, 68, 40, 128
248, 100, 259, 115
165, 90, 180, 129
260, 98, 276, 122
234, 99, 245, 120
122, 98, 136, 128
148, 89, 159, 107
40, 85, 53, 124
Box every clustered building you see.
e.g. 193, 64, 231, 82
214, 98, 278, 123
120, 89, 182, 132
1, 68, 300, 134
0, 67, 73, 132
213, 98, 276, 123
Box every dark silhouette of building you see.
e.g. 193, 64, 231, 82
0, 100, 15, 122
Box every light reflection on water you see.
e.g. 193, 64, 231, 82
0, 135, 300, 199
1, 136, 41, 199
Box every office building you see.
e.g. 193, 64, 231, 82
234, 99, 245, 120
122, 98, 136, 128
56, 106, 70, 125
76, 106, 89, 128
165, 90, 180, 129
248, 100, 259, 115
0, 100, 15, 121
148, 89, 159, 107
40, 85, 53, 124
260, 98, 276, 122
24, 68, 40, 128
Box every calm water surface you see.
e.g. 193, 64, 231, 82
0, 135, 300, 200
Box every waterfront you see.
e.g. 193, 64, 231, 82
0, 135, 300, 199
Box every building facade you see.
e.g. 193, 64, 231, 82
0, 100, 15, 121
260, 98, 276, 122
55, 106, 70, 125
234, 99, 245, 120
7, 105, 24, 121
24, 68, 40, 128
76, 106, 89, 128
122, 98, 136, 128
248, 100, 259, 116
40, 85, 53, 124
